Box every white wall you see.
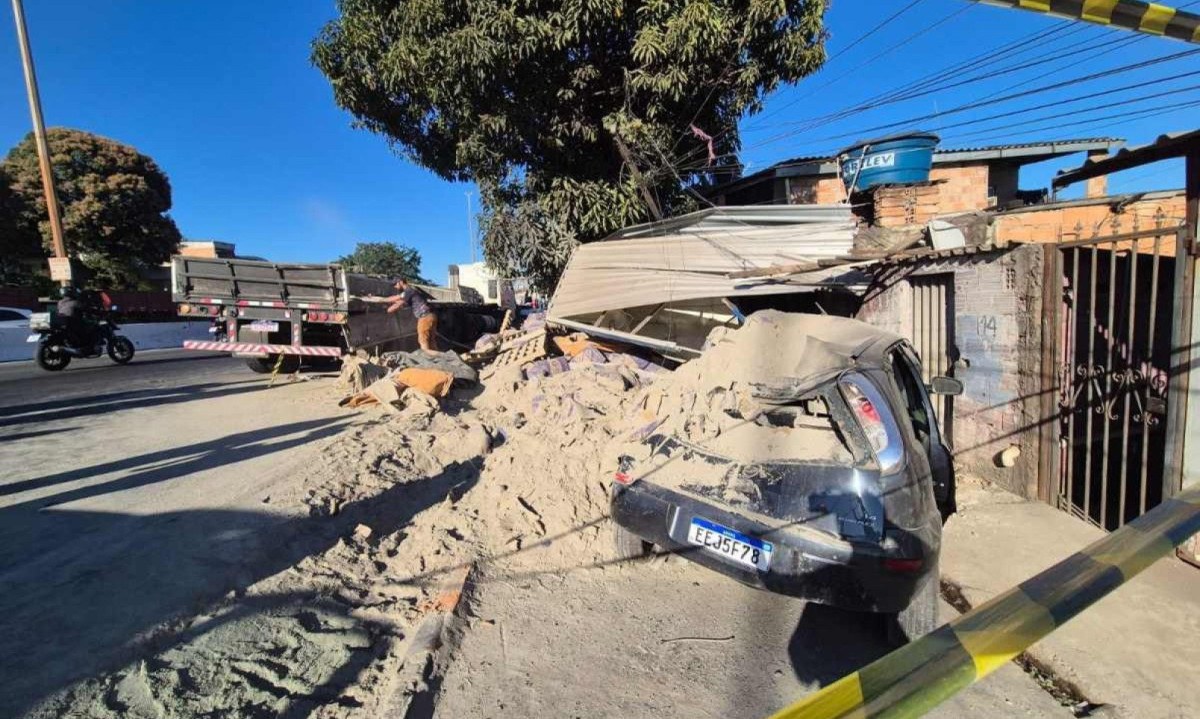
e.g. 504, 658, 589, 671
0, 321, 213, 362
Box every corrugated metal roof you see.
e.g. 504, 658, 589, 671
935, 138, 1123, 155
548, 221, 857, 319
1054, 129, 1200, 188
603, 204, 853, 241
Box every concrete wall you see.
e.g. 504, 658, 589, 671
0, 321, 212, 362
857, 245, 1047, 498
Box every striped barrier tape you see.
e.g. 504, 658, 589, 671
766, 483, 1200, 719
978, 0, 1200, 42
182, 340, 344, 357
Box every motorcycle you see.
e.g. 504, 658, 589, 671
28, 308, 136, 371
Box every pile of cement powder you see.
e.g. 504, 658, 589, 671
31, 359, 660, 719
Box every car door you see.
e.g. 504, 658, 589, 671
885, 342, 956, 519
0, 309, 29, 328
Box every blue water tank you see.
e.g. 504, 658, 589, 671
839, 132, 940, 193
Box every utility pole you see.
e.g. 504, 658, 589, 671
10, 0, 70, 286
465, 190, 475, 263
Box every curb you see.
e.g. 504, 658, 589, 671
385, 564, 474, 719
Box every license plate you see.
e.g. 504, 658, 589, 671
26, 334, 39, 343
688, 517, 772, 571
248, 321, 279, 333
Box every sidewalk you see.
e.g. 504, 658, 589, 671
942, 480, 1200, 719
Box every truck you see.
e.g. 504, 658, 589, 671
171, 256, 496, 373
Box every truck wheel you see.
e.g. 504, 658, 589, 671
612, 521, 653, 562
888, 572, 940, 646
245, 355, 301, 374
36, 343, 71, 371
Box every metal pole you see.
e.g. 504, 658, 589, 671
10, 0, 68, 285
465, 190, 475, 263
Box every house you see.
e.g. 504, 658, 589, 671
709, 138, 1123, 211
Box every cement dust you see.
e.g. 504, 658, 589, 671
31, 358, 658, 718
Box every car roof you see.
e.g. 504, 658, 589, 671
0, 307, 32, 315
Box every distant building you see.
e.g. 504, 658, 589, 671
448, 261, 531, 309
178, 240, 238, 259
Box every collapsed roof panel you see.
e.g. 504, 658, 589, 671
547, 221, 859, 320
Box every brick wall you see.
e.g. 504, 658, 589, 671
787, 176, 847, 205
993, 191, 1186, 248
856, 245, 1047, 498
929, 163, 991, 213
869, 183, 941, 228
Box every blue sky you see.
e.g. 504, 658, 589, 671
1, 1, 1194, 281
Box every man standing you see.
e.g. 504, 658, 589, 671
385, 278, 437, 353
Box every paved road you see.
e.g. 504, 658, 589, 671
435, 549, 1069, 718
0, 350, 356, 718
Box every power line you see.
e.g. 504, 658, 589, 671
939, 97, 1200, 146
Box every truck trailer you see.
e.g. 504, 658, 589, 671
171, 256, 495, 372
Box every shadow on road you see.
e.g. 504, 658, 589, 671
0, 426, 80, 443
0, 448, 482, 719
0, 379, 266, 428
0, 416, 347, 501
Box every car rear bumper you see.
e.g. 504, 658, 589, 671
611, 480, 938, 614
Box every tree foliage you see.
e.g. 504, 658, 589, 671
313, 0, 827, 289
2, 128, 182, 288
336, 241, 428, 283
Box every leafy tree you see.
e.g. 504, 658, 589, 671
2, 128, 182, 288
313, 0, 827, 289
336, 241, 429, 283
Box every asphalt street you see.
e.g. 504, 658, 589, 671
0, 350, 355, 717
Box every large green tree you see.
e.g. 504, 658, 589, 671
313, 0, 827, 289
2, 128, 182, 288
336, 241, 429, 283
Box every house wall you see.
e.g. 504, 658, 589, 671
856, 245, 1047, 498
992, 191, 1186, 248
929, 163, 992, 213
786, 176, 847, 205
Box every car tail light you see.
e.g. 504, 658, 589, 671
883, 557, 924, 573
840, 374, 904, 475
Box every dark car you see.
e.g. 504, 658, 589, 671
609, 313, 960, 643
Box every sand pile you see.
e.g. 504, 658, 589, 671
33, 347, 663, 719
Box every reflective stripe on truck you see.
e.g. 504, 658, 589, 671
182, 340, 343, 357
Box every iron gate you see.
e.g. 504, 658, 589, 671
1050, 226, 1181, 530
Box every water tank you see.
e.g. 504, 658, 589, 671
839, 132, 939, 193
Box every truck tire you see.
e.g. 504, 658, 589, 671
245, 355, 300, 374
888, 572, 940, 646
612, 521, 653, 562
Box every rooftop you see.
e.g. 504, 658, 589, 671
713, 137, 1124, 197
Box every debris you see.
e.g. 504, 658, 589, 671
353, 524, 374, 541
379, 350, 478, 384
339, 355, 389, 394
393, 367, 455, 398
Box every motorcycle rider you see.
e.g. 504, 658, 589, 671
56, 286, 89, 349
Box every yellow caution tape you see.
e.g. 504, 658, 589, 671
978, 0, 1200, 43
765, 484, 1200, 719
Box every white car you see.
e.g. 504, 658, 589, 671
0, 307, 32, 328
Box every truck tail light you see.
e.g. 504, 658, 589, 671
179, 304, 191, 315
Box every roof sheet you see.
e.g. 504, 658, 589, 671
548, 222, 858, 319
1053, 130, 1200, 188
604, 204, 853, 241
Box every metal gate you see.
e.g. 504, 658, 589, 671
1049, 226, 1182, 530
910, 274, 956, 445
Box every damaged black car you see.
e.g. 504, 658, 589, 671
609, 313, 960, 643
